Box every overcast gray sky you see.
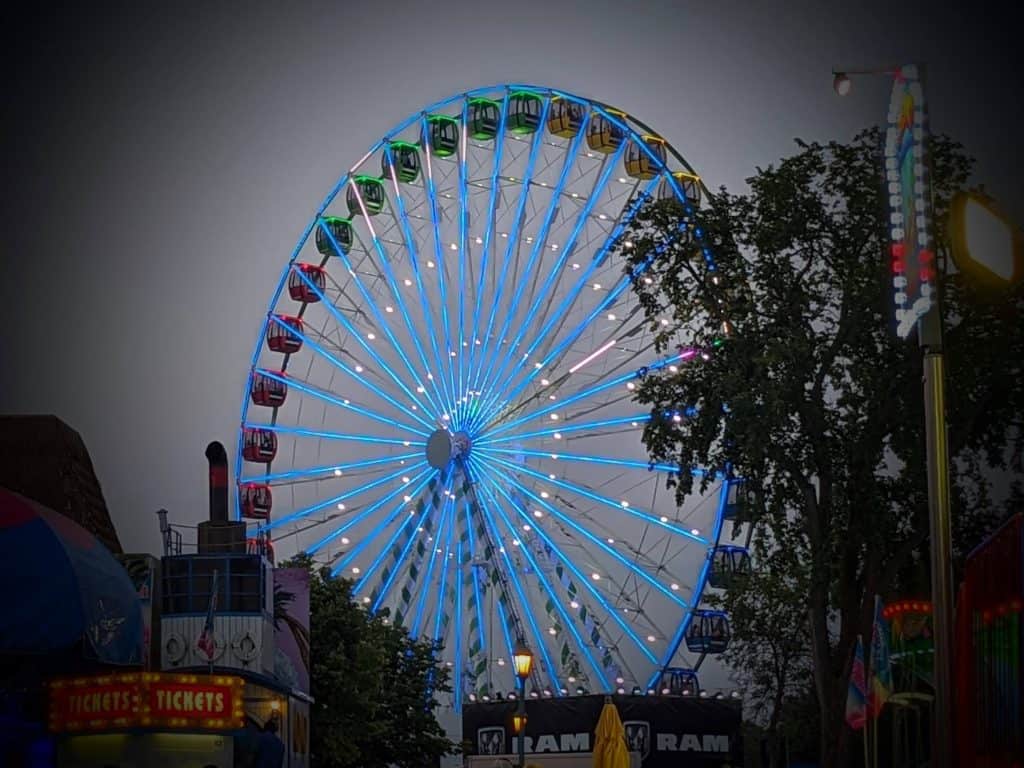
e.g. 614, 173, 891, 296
3, 0, 1019, 553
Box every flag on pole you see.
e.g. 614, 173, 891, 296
868, 594, 893, 717
197, 569, 219, 661
845, 635, 868, 730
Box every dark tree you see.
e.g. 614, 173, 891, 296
615, 129, 1022, 767
283, 554, 457, 768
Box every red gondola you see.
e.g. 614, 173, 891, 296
247, 536, 274, 563
266, 315, 303, 354
239, 483, 272, 520
242, 428, 277, 463
287, 263, 326, 303
250, 371, 287, 407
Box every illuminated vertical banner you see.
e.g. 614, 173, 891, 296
885, 65, 935, 338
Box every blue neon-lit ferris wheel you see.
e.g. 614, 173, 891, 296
237, 85, 747, 707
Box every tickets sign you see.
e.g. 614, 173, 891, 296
49, 672, 245, 732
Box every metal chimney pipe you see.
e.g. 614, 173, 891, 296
205, 441, 229, 523
155, 508, 170, 555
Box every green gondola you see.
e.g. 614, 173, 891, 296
346, 175, 385, 216
507, 91, 544, 135
423, 114, 459, 157
315, 216, 353, 255
381, 141, 421, 183
468, 98, 501, 140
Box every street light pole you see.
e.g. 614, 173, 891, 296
517, 682, 527, 768
919, 302, 955, 766
512, 640, 534, 768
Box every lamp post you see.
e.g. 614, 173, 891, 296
834, 63, 954, 768
512, 641, 534, 768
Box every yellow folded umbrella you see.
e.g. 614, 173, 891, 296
593, 697, 631, 768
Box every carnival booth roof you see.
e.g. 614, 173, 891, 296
0, 487, 142, 665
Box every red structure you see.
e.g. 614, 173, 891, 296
241, 428, 277, 463
287, 264, 326, 303
266, 315, 304, 354
250, 371, 288, 407
955, 513, 1023, 765
239, 483, 272, 520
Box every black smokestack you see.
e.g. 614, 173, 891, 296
205, 441, 229, 523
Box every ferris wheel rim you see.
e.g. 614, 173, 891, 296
236, 84, 736, 702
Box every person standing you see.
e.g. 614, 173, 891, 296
254, 716, 286, 768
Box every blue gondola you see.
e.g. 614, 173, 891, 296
658, 667, 700, 696
685, 609, 730, 654
708, 545, 751, 589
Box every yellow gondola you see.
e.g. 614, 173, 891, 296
624, 135, 667, 179
657, 171, 702, 207
547, 97, 585, 138
586, 108, 626, 154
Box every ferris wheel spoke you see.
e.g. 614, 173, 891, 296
311, 465, 433, 564
460, 90, 512, 428
466, 96, 552, 418
316, 218, 442, 419
453, 539, 464, 710
429, 499, 459, 647
381, 152, 461, 422
469, 132, 620, 435
410, 495, 454, 639
483, 454, 708, 546
342, 179, 451, 420
454, 99, 472, 429
461, 483, 489, 688
367, 470, 454, 612
418, 115, 461, 412
272, 315, 437, 431
471, 174, 661, 431
468, 463, 563, 693
259, 459, 425, 534
476, 413, 649, 447
486, 350, 683, 439
475, 446, 697, 477
475, 477, 612, 689
391, 475, 454, 629
289, 266, 438, 422
472, 102, 586, 409
645, 477, 731, 688
239, 452, 419, 486
481, 461, 687, 609
480, 474, 658, 667
254, 367, 428, 437
247, 423, 424, 449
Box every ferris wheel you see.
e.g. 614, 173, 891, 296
236, 85, 750, 706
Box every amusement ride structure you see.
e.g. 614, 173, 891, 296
235, 85, 752, 708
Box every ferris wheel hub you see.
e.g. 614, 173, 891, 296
426, 429, 472, 469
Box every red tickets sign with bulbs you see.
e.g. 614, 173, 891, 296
49, 672, 245, 733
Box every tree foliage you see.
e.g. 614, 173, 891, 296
284, 555, 457, 768
615, 129, 1022, 767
